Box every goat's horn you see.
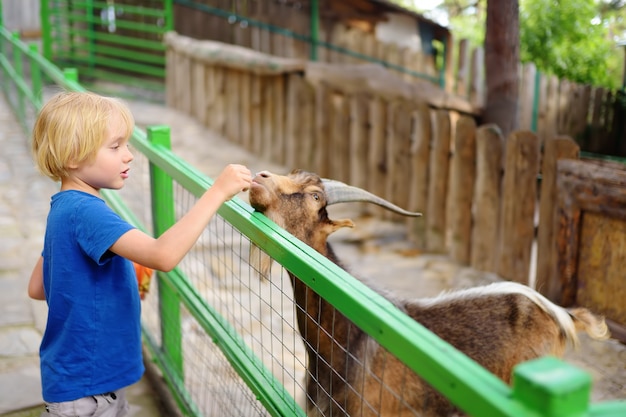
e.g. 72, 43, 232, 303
322, 179, 422, 217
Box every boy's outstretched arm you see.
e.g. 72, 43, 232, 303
28, 256, 46, 300
110, 164, 252, 272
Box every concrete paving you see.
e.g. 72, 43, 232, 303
1, 90, 624, 417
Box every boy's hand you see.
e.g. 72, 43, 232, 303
212, 164, 252, 201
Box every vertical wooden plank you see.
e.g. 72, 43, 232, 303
536, 136, 579, 300
225, 70, 241, 144
271, 75, 286, 164
177, 52, 192, 114
407, 104, 431, 248
385, 100, 413, 221
349, 93, 370, 192
330, 93, 350, 182
557, 79, 571, 134
573, 85, 592, 143
426, 110, 451, 253
298, 80, 316, 171
239, 72, 252, 151
519, 63, 536, 131
544, 76, 559, 143
455, 39, 469, 97
315, 84, 332, 178
449, 116, 477, 265
443, 32, 455, 94
205, 66, 226, 136
589, 87, 606, 153
469, 47, 485, 110
470, 124, 504, 272
261, 76, 275, 162
165, 47, 177, 109
233, 0, 251, 48
191, 60, 206, 125
367, 97, 387, 217
497, 130, 540, 284
284, 73, 301, 170
250, 74, 263, 157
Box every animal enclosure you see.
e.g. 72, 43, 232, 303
164, 32, 626, 342
3, 19, 626, 416
162, 32, 581, 286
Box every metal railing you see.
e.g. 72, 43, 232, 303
3, 9, 626, 417
40, 0, 172, 97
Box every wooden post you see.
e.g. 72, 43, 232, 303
535, 136, 579, 300
469, 47, 484, 110
470, 124, 504, 271
315, 83, 332, 178
455, 39, 469, 97
497, 130, 540, 284
271, 75, 286, 164
206, 66, 227, 136
285, 73, 301, 170
426, 109, 452, 253
250, 75, 263, 156
385, 100, 414, 221
367, 97, 387, 218
519, 63, 536, 131
407, 104, 432, 248
325, 93, 350, 182
449, 116, 477, 264
349, 93, 370, 195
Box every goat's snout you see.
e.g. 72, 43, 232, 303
255, 171, 271, 179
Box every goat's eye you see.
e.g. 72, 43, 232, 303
311, 193, 320, 201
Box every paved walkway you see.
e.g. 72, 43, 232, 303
0, 92, 623, 417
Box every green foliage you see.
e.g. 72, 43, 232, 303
520, 0, 620, 88
390, 0, 625, 89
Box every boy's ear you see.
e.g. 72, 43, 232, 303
67, 157, 81, 169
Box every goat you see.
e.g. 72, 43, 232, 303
248, 169, 609, 417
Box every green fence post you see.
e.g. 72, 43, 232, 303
29, 43, 43, 109
63, 67, 78, 83
40, 0, 52, 61
11, 31, 27, 127
164, 0, 174, 31
531, 69, 541, 133
511, 356, 591, 417
85, 0, 95, 73
147, 125, 184, 378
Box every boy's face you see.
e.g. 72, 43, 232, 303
67, 112, 134, 195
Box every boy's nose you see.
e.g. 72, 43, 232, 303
125, 146, 134, 162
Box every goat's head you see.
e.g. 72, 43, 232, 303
249, 169, 421, 250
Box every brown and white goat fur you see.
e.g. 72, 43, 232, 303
248, 169, 609, 417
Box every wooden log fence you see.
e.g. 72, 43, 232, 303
165, 32, 594, 287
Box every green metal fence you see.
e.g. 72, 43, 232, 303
40, 0, 172, 98
2, 8, 626, 417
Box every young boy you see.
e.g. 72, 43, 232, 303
27, 91, 252, 417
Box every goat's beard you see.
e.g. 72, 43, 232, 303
250, 243, 273, 281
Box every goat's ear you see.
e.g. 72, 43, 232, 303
328, 219, 354, 233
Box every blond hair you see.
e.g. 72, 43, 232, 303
32, 91, 135, 182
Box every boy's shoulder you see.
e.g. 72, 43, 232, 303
50, 190, 109, 217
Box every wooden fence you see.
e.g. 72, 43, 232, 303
164, 32, 584, 285
172, 0, 624, 156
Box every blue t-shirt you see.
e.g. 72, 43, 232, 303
40, 190, 144, 402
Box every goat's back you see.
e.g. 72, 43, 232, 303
404, 282, 608, 384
